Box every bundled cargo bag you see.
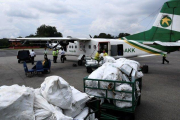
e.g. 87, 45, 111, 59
0, 85, 35, 120
63, 86, 91, 118
34, 89, 72, 120
41, 76, 72, 109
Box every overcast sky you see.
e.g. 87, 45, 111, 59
0, 0, 167, 38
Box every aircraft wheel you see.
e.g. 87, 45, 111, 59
87, 67, 92, 73
142, 65, 148, 73
18, 60, 21, 63
78, 60, 82, 66
137, 96, 141, 106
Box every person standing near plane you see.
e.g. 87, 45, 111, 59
30, 49, 36, 65
52, 49, 57, 63
44, 48, 47, 58
94, 51, 100, 61
162, 54, 169, 64
60, 49, 65, 63
56, 49, 59, 59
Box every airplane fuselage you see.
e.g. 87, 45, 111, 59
64, 38, 166, 58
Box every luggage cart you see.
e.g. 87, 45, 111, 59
83, 77, 142, 120
85, 58, 104, 73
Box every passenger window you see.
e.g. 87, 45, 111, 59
75, 46, 77, 49
89, 45, 91, 49
72, 46, 73, 48
94, 45, 96, 49
69, 46, 71, 48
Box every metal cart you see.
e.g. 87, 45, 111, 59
83, 77, 142, 120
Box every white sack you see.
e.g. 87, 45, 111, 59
103, 56, 116, 63
0, 85, 35, 120
74, 107, 97, 120
122, 74, 130, 82
136, 71, 143, 78
85, 89, 104, 105
120, 64, 133, 76
64, 86, 90, 118
41, 76, 72, 109
87, 65, 106, 88
114, 84, 132, 108
34, 89, 72, 120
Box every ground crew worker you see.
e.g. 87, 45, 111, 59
52, 49, 58, 63
44, 48, 47, 58
94, 51, 100, 61
30, 49, 36, 65
56, 49, 59, 58
60, 49, 65, 63
103, 50, 108, 56
162, 54, 169, 64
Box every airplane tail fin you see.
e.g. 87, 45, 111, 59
125, 0, 180, 42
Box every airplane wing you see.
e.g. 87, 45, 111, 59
143, 41, 180, 47
12, 37, 91, 41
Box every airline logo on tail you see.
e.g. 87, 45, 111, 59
160, 16, 172, 27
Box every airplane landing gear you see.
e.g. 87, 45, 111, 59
78, 60, 83, 66
142, 65, 148, 73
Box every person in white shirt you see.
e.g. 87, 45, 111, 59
60, 49, 65, 63
30, 49, 36, 65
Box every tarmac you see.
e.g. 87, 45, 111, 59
0, 49, 180, 120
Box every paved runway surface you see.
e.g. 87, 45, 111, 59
0, 49, 180, 120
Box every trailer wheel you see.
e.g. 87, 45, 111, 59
137, 96, 141, 106
142, 65, 148, 73
124, 113, 135, 120
87, 67, 92, 73
78, 60, 82, 66
18, 60, 21, 63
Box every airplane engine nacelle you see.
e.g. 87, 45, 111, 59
59, 40, 74, 51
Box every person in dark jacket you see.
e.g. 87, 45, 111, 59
43, 57, 49, 68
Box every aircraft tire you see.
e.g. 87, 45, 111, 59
87, 67, 92, 73
137, 96, 141, 106
78, 60, 82, 66
142, 65, 148, 73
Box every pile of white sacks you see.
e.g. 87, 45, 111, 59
0, 76, 97, 120
85, 56, 143, 108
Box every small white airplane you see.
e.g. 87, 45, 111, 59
13, 0, 180, 66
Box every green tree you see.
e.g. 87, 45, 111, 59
0, 38, 9, 47
94, 33, 114, 39
36, 24, 63, 37
118, 33, 130, 38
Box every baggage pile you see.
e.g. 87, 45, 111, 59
85, 57, 143, 108
0, 76, 97, 120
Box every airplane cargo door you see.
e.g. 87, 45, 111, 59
98, 42, 110, 55
111, 44, 123, 56
117, 44, 123, 56
111, 45, 117, 56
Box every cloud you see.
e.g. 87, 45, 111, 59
29, 0, 75, 15
0, 0, 169, 38
6, 9, 39, 19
